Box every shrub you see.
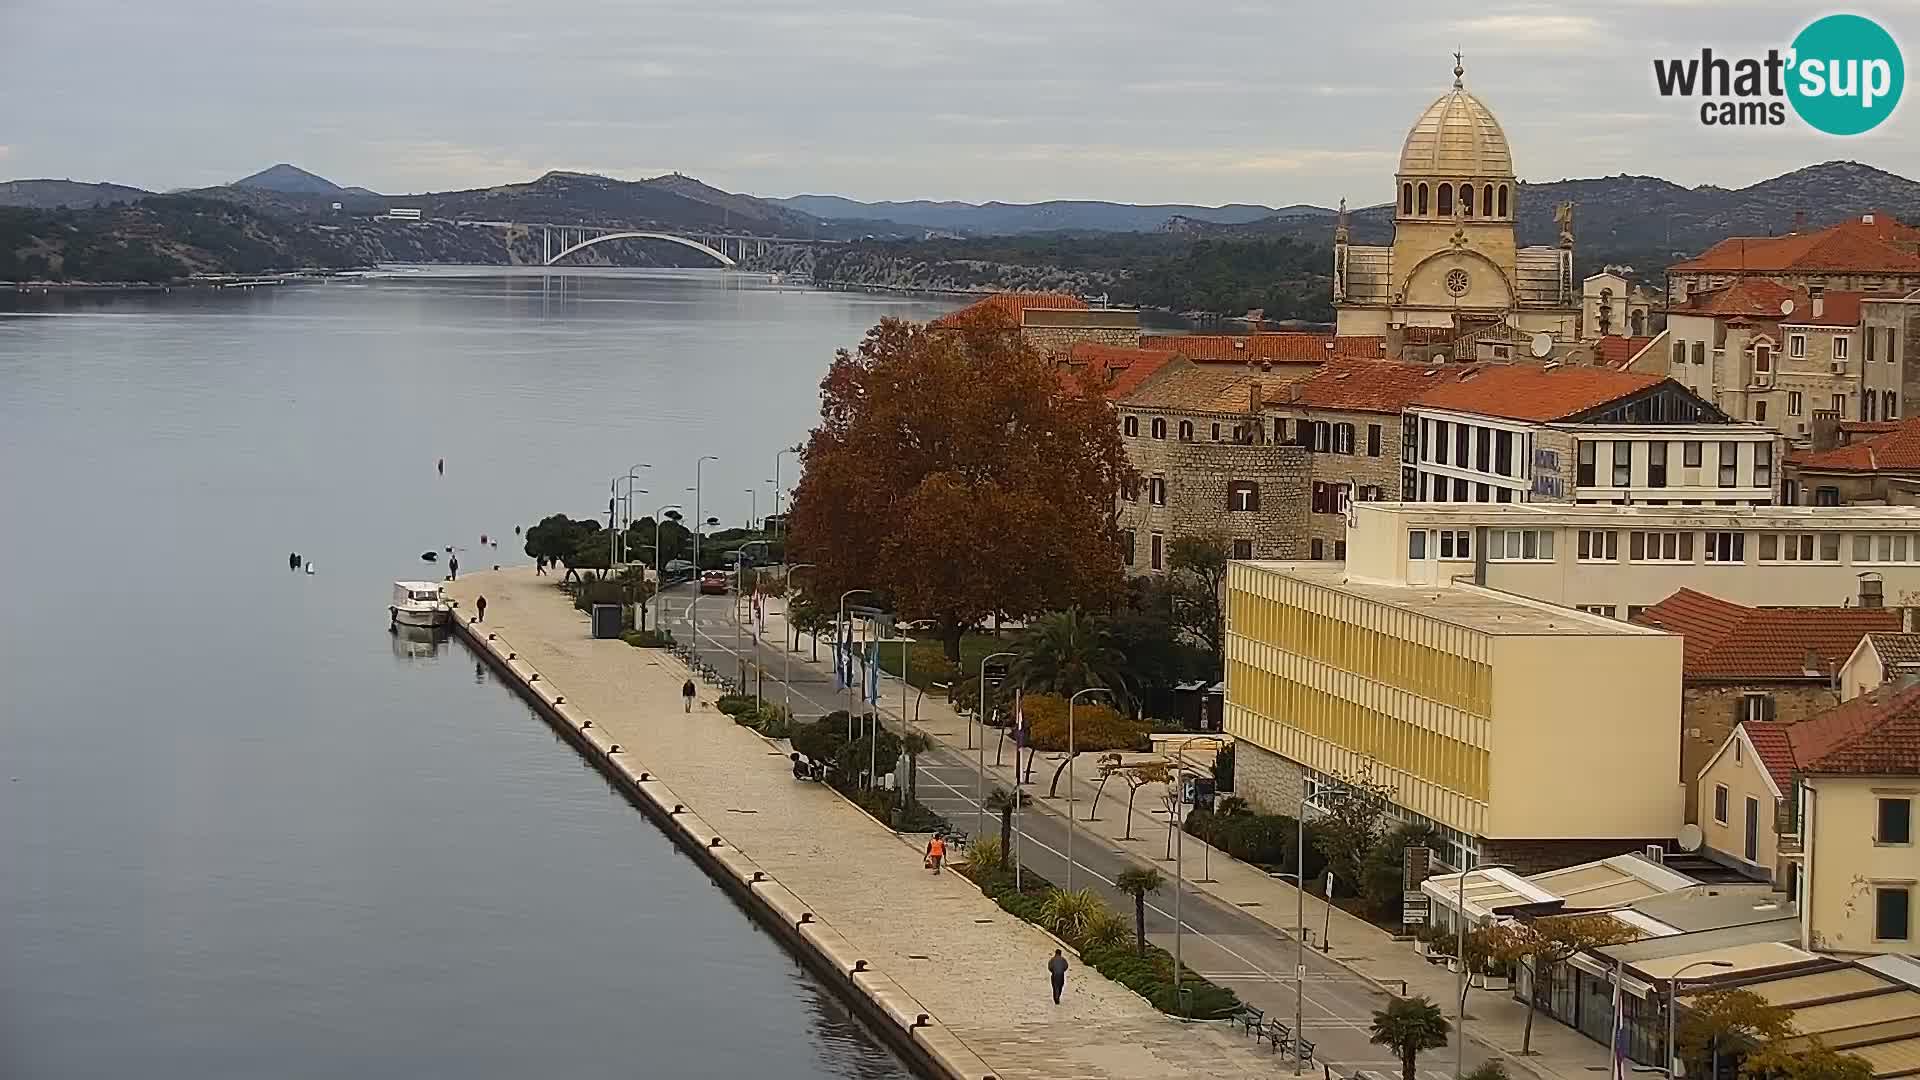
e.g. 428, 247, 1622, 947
1183, 807, 1328, 876
621, 627, 674, 648
1021, 693, 1150, 753
715, 694, 757, 717
1039, 887, 1110, 941
1080, 908, 1130, 951
960, 836, 1005, 877
1213, 741, 1235, 792
1465, 1062, 1510, 1080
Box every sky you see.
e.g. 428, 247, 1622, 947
2, 0, 1916, 208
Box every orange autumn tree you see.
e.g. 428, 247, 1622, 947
787, 308, 1132, 662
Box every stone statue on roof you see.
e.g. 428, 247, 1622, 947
1555, 201, 1576, 248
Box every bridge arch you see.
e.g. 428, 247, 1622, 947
545, 231, 737, 268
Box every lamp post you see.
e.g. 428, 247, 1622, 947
1668, 961, 1735, 1077
782, 564, 815, 717
1454, 859, 1514, 1080
1287, 787, 1340, 1074
744, 488, 758, 532
651, 503, 681, 632
1170, 734, 1215, 1021
692, 456, 718, 662
620, 483, 648, 566
839, 589, 873, 741
1065, 687, 1112, 892
774, 444, 797, 543
975, 651, 1015, 844
623, 463, 651, 561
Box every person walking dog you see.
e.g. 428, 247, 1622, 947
681, 679, 696, 713
1048, 950, 1068, 1004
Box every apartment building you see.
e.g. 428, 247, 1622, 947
1400, 364, 1780, 507
1840, 632, 1920, 700
1667, 213, 1920, 305
1631, 590, 1898, 823
1663, 279, 1874, 436
1225, 558, 1683, 871
1787, 416, 1920, 506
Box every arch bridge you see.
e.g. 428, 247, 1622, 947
540, 225, 737, 268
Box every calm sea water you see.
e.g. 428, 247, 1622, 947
0, 268, 955, 1079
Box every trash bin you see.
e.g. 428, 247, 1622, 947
590, 604, 622, 640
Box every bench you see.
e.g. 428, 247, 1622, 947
1234, 1005, 1265, 1036
1260, 1019, 1291, 1051
1296, 1038, 1316, 1064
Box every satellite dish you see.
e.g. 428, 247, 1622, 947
1676, 823, 1704, 853
1530, 333, 1554, 358
1780, 299, 1795, 316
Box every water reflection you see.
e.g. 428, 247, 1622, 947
389, 623, 450, 660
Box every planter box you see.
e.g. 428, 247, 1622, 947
1414, 941, 1431, 957
1483, 975, 1511, 991
1469, 971, 1486, 989
1446, 958, 1462, 973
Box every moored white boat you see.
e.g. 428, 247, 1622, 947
390, 581, 454, 627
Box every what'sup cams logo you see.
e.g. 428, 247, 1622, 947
1654, 13, 1903, 134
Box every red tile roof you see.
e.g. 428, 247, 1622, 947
1672, 215, 1920, 275
1409, 363, 1667, 422
1139, 332, 1386, 363
1787, 681, 1920, 776
1594, 335, 1657, 370
1791, 416, 1920, 473
1270, 358, 1466, 414
933, 291, 1087, 326
1742, 722, 1800, 793
1671, 279, 1802, 318
1060, 342, 1179, 400
1631, 588, 1899, 680
1784, 291, 1871, 327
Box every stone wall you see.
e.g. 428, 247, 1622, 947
1680, 683, 1841, 822
1116, 410, 1310, 570
1266, 407, 1406, 559
1230, 737, 1306, 816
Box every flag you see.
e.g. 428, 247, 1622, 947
866, 639, 880, 704
833, 619, 847, 691
1610, 969, 1629, 1080
1012, 690, 1026, 747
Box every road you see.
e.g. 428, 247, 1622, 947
658, 585, 1507, 1080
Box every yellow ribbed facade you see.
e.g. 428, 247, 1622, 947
1225, 562, 1494, 836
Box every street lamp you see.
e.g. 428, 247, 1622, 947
782, 564, 816, 718
975, 651, 1015, 844
838, 589, 874, 741
744, 488, 758, 532
623, 463, 651, 559
651, 503, 682, 632
1169, 734, 1216, 1022
1285, 786, 1341, 1074
692, 456, 718, 662
1454, 859, 1515, 1080
1667, 961, 1735, 1077
1065, 687, 1112, 892
774, 445, 798, 542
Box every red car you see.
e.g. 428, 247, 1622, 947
698, 570, 729, 595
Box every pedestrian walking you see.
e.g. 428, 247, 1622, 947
448, 553, 459, 580
475, 595, 487, 623
1048, 950, 1068, 1004
535, 556, 546, 576
924, 835, 946, 873
681, 679, 696, 713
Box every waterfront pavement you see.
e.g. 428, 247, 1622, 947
656, 586, 1621, 1080
448, 568, 1305, 1080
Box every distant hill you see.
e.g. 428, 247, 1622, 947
0, 195, 360, 281
0, 179, 152, 209
770, 194, 1304, 235
232, 163, 351, 195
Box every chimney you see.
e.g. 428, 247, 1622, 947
1813, 294, 1825, 319
1861, 572, 1886, 609
1793, 209, 1807, 233
1249, 380, 1263, 414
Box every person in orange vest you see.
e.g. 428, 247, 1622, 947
924, 835, 946, 873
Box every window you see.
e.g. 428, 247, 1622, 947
1121, 476, 1139, 502
1719, 442, 1738, 487
1877, 887, 1911, 942
1482, 184, 1494, 217
1495, 430, 1513, 476
1815, 486, 1841, 507
1151, 417, 1166, 439
1714, 784, 1730, 824
1359, 485, 1383, 502
1835, 336, 1850, 360
1435, 421, 1450, 464
1122, 530, 1136, 565
1755, 443, 1772, 488
1613, 441, 1631, 486
1672, 340, 1686, 366
1150, 532, 1164, 571
1178, 419, 1194, 441
1834, 393, 1848, 417
1755, 343, 1773, 372
1333, 483, 1351, 515
1476, 428, 1491, 472
1274, 418, 1287, 443
1692, 341, 1706, 365
1232, 538, 1253, 560
1227, 480, 1260, 512
1487, 529, 1555, 561
1629, 530, 1694, 562
1865, 391, 1877, 421
1577, 442, 1596, 486
1417, 183, 1429, 216
1684, 442, 1703, 467
1497, 185, 1509, 217
1335, 540, 1347, 560
1626, 605, 1649, 621
1148, 477, 1166, 505
1578, 604, 1617, 618
1880, 798, 1912, 845
1310, 539, 1325, 560
1333, 423, 1355, 455
1401, 183, 1413, 215
1438, 184, 1453, 216
1740, 694, 1775, 722
1888, 391, 1900, 419
1649, 443, 1668, 488
1706, 531, 1746, 563
1123, 416, 1138, 437
1789, 391, 1804, 416
1367, 424, 1382, 457
1408, 529, 1428, 559
1403, 415, 1419, 464
1456, 425, 1469, 467
1454, 477, 1468, 502
1578, 529, 1619, 561
1763, 532, 1838, 562
1460, 183, 1473, 216
1754, 400, 1768, 422
1870, 324, 1881, 363
1313, 421, 1332, 452
1437, 530, 1472, 560
1789, 333, 1807, 358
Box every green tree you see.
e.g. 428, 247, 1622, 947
1015, 692, 1150, 797
1370, 996, 1451, 1080
1486, 914, 1643, 1055
1311, 764, 1398, 899
900, 730, 932, 810
1011, 608, 1135, 712
985, 786, 1029, 856
524, 513, 601, 566
1743, 1039, 1873, 1080
1115, 867, 1165, 957
1677, 989, 1795, 1079
1362, 823, 1445, 920
1167, 531, 1231, 662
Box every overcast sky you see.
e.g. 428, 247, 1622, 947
2, 0, 1913, 207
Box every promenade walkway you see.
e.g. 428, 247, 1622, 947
448, 569, 1293, 1080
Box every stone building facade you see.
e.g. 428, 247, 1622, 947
1021, 308, 1142, 358
1666, 213, 1920, 305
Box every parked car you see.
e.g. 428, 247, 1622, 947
662, 558, 697, 586
699, 570, 729, 595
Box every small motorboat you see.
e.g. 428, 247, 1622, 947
390, 580, 454, 628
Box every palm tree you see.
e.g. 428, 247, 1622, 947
1115, 867, 1165, 957
984, 786, 1030, 856
1369, 996, 1451, 1080
900, 730, 932, 810
1010, 608, 1135, 713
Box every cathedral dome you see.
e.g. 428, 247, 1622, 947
1398, 63, 1513, 179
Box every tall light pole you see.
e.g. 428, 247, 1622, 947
1455, 859, 1513, 1080
620, 484, 648, 565
1291, 787, 1337, 1074
744, 488, 758, 532
839, 589, 873, 741
651, 503, 681, 632
692, 456, 718, 662
782, 564, 816, 718
1668, 961, 1734, 1077
975, 651, 1015, 844
623, 463, 651, 560
1065, 687, 1112, 892
774, 445, 798, 543
1170, 734, 1214, 1021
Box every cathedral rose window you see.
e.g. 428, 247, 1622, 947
1445, 268, 1471, 296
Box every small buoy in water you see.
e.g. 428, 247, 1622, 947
305, 563, 316, 575
437, 458, 444, 475
480, 533, 488, 546
421, 551, 438, 562
514, 526, 522, 536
